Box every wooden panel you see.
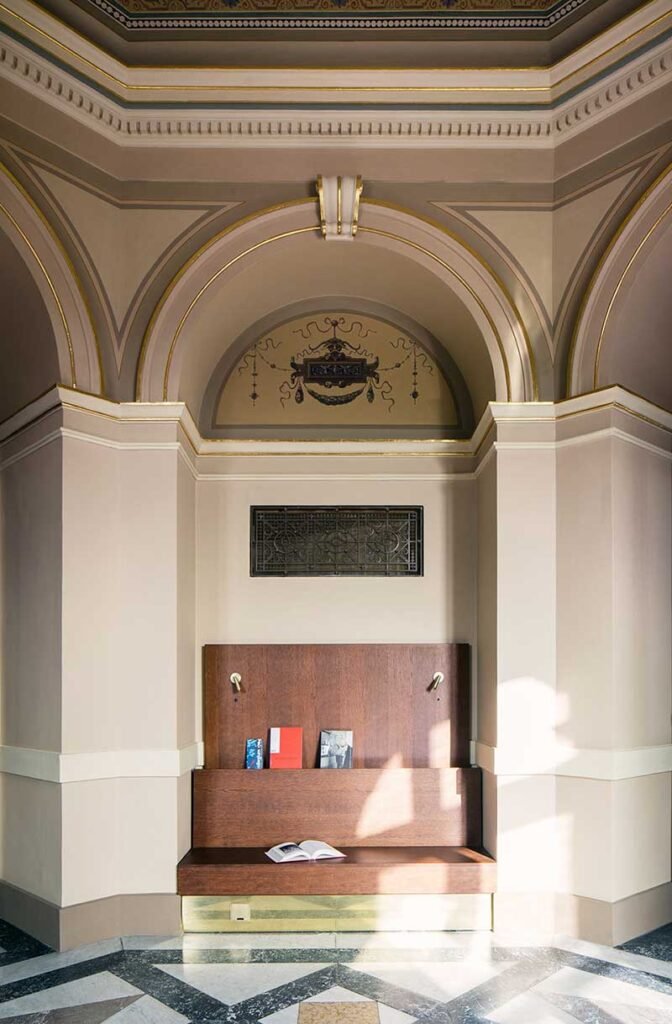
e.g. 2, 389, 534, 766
178, 845, 496, 896
192, 767, 482, 848
203, 643, 470, 769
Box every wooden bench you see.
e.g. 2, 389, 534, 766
178, 766, 495, 896
178, 644, 496, 916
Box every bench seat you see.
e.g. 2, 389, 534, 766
178, 845, 496, 896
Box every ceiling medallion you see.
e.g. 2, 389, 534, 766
246, 317, 427, 409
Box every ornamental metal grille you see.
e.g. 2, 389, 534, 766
250, 506, 423, 577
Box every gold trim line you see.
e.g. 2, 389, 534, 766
3, 0, 670, 102
565, 161, 672, 394
135, 197, 315, 399
362, 198, 538, 400
316, 176, 326, 239
0, 161, 105, 393
337, 177, 342, 237
352, 177, 364, 238
138, 195, 540, 403
0, 200, 76, 387
593, 200, 672, 389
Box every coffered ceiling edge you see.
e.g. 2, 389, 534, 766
78, 0, 590, 33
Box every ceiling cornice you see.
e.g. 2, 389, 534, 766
1, 22, 670, 148
2, 0, 670, 92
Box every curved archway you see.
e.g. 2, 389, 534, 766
0, 164, 103, 402
201, 300, 475, 439
568, 165, 672, 405
137, 199, 540, 417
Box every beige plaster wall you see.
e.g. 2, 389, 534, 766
556, 774, 671, 904
481, 418, 672, 939
552, 427, 671, 929
177, 456, 197, 750
612, 438, 672, 749
476, 454, 497, 750
556, 432, 672, 752
497, 446, 557, 743
61, 435, 120, 753
61, 437, 183, 752
115, 448, 180, 751
1, 774, 61, 905
1, 437, 62, 751
489, 444, 559, 898
556, 437, 614, 750
3, 430, 200, 909
196, 473, 476, 647
60, 777, 181, 907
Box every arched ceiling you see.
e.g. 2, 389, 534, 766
598, 219, 672, 412
203, 305, 475, 439
0, 229, 59, 424
172, 232, 497, 427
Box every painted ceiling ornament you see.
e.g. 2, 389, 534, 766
240, 316, 433, 411
290, 318, 379, 407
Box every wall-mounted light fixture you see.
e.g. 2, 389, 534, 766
316, 175, 363, 240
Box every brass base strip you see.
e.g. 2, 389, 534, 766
182, 893, 493, 932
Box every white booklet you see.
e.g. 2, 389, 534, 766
265, 840, 346, 863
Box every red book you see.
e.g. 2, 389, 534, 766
269, 727, 303, 769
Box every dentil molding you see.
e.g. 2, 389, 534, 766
1, 33, 671, 147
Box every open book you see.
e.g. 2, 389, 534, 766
265, 841, 346, 863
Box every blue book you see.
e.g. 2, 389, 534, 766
245, 738, 264, 769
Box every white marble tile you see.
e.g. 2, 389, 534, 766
260, 1002, 302, 1024
156, 962, 333, 1005
546, 993, 672, 1023
555, 937, 672, 982
535, 966, 672, 1012
486, 990, 582, 1023
108, 994, 189, 1024
335, 933, 475, 951
0, 939, 122, 986
348, 962, 509, 1002
377, 1003, 416, 1024
0, 971, 141, 1018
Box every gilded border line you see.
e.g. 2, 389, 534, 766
566, 162, 672, 394
0, 161, 105, 393
137, 196, 542, 403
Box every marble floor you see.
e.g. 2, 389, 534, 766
1, 920, 672, 1024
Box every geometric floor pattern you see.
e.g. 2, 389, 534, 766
2, 919, 672, 1024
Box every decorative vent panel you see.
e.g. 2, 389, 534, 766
250, 506, 423, 577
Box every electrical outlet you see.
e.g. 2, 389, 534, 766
230, 903, 251, 922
